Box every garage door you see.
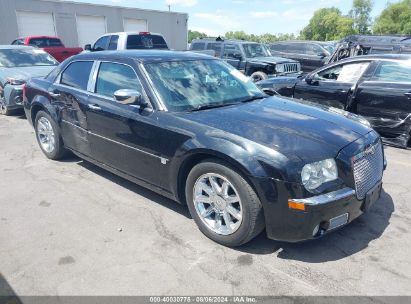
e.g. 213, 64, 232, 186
16, 11, 56, 37
76, 15, 106, 48
123, 18, 148, 32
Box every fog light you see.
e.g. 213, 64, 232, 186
312, 224, 320, 236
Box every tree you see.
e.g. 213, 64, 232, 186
188, 30, 207, 43
349, 0, 373, 34
300, 7, 356, 41
373, 0, 411, 35
225, 31, 250, 41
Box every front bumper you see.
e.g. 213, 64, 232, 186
251, 176, 381, 242
4, 85, 24, 110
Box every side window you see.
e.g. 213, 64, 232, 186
12, 39, 23, 45
288, 43, 305, 54
222, 44, 242, 59
315, 62, 370, 83
306, 44, 323, 55
206, 43, 222, 56
95, 62, 143, 98
108, 35, 119, 50
372, 61, 411, 83
191, 42, 205, 51
270, 44, 285, 51
93, 36, 110, 51
60, 61, 94, 90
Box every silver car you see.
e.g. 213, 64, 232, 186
0, 45, 58, 115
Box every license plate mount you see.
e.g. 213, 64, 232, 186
361, 182, 382, 213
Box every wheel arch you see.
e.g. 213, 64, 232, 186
175, 150, 262, 206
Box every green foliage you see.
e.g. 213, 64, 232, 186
224, 31, 296, 43
300, 7, 356, 41
188, 30, 207, 43
373, 0, 411, 35
349, 0, 373, 34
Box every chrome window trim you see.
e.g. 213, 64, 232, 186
61, 119, 168, 163
55, 60, 95, 93
291, 187, 356, 206
90, 60, 152, 107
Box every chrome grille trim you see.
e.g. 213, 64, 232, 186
352, 141, 384, 200
277, 63, 300, 73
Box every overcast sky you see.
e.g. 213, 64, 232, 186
68, 0, 389, 36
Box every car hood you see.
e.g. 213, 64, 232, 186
0, 66, 56, 82
248, 56, 298, 64
181, 96, 371, 163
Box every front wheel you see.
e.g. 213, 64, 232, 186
34, 110, 67, 160
250, 71, 268, 82
0, 95, 12, 116
185, 160, 265, 247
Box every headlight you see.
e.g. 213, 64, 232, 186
6, 77, 26, 85
301, 158, 338, 191
275, 64, 284, 73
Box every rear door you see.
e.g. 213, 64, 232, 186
86, 61, 168, 186
49, 60, 95, 156
355, 60, 411, 133
294, 61, 371, 109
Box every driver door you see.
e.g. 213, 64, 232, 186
222, 44, 245, 72
294, 61, 370, 109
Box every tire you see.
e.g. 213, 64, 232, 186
34, 110, 67, 160
185, 160, 265, 247
0, 94, 12, 116
250, 71, 268, 82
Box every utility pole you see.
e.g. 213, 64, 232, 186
168, 5, 171, 11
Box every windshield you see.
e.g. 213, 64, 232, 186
0, 49, 58, 68
242, 43, 271, 58
144, 59, 264, 112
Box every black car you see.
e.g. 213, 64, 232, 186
328, 35, 411, 64
268, 41, 332, 72
190, 38, 301, 82
23, 50, 385, 246
257, 54, 411, 148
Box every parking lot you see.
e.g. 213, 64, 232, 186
0, 113, 410, 296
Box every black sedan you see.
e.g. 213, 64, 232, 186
257, 54, 411, 148
23, 51, 385, 246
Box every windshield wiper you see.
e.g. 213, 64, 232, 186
189, 103, 238, 112
237, 95, 266, 103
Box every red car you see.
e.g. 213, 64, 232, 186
11, 36, 83, 62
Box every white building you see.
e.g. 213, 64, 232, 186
0, 0, 188, 50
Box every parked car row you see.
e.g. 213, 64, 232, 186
1, 38, 387, 247
190, 37, 301, 82
257, 54, 411, 148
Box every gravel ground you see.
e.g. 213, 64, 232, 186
0, 113, 410, 297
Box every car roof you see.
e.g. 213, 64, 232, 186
100, 32, 164, 37
73, 50, 214, 63
333, 54, 411, 64
192, 38, 260, 44
0, 45, 35, 50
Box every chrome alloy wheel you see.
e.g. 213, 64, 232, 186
193, 173, 243, 235
37, 117, 56, 153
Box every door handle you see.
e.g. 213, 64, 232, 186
337, 89, 347, 94
88, 104, 101, 110
48, 91, 61, 98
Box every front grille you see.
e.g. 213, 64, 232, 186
277, 63, 300, 73
352, 141, 384, 199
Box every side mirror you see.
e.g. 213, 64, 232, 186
305, 75, 319, 85
317, 52, 327, 58
233, 53, 243, 60
114, 89, 145, 106
84, 44, 92, 51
